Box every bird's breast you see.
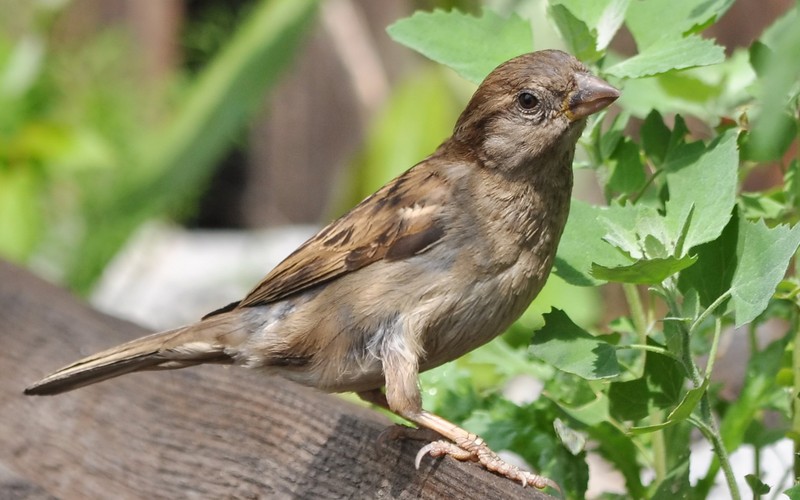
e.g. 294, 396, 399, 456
415, 170, 572, 369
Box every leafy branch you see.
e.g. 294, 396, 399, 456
392, 1, 800, 498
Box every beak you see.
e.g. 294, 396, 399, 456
565, 73, 620, 122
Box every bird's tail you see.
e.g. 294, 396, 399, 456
24, 321, 236, 396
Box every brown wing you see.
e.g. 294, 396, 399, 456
235, 162, 451, 309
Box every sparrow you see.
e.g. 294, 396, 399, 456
25, 49, 619, 489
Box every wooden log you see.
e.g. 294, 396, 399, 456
0, 261, 549, 499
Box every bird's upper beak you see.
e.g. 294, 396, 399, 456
564, 73, 620, 122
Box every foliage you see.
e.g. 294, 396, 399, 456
393, 1, 800, 498
0, 0, 318, 291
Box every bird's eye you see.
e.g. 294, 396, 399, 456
517, 91, 539, 110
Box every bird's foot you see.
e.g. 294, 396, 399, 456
415, 437, 559, 491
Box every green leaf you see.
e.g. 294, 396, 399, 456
547, 4, 601, 62
658, 70, 723, 103
556, 392, 610, 427
731, 219, 800, 326
463, 336, 552, 381
628, 379, 709, 435
461, 406, 517, 450
601, 205, 674, 259
555, 200, 636, 286
460, 398, 589, 498
644, 350, 686, 409
662, 139, 705, 177
625, 0, 735, 49
748, 41, 772, 78
640, 110, 671, 166
605, 35, 725, 79
646, 347, 685, 408
665, 130, 739, 252
744, 474, 770, 495
607, 138, 646, 196
509, 272, 602, 343
561, 128, 736, 288
550, 0, 628, 52
739, 191, 787, 220
531, 309, 620, 380
785, 160, 800, 207
651, 449, 691, 500
678, 208, 738, 309
595, 0, 629, 51
617, 52, 753, 121
421, 364, 487, 421
597, 112, 626, 161
628, 421, 674, 435
784, 484, 800, 500
386, 8, 532, 84
609, 344, 685, 424
666, 378, 708, 421
748, 7, 800, 160
743, 419, 786, 448
740, 117, 798, 162
591, 255, 697, 284
608, 378, 649, 421
554, 417, 587, 455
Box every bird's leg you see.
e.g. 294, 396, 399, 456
357, 389, 444, 443
367, 348, 558, 491
405, 409, 559, 491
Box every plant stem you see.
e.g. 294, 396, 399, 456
705, 317, 722, 378
623, 283, 648, 344
626, 282, 671, 486
622, 344, 682, 362
690, 416, 741, 500
689, 289, 733, 335
792, 305, 800, 483
663, 284, 740, 499
753, 445, 761, 500
631, 166, 663, 204
659, 281, 699, 381
651, 409, 668, 483
702, 393, 740, 499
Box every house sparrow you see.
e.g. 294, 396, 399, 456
25, 49, 618, 489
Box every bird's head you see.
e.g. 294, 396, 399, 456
453, 50, 619, 173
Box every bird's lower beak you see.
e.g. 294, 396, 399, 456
565, 73, 620, 122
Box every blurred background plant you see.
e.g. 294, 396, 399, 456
0, 0, 318, 291
2, 0, 799, 498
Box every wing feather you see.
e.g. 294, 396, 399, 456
234, 162, 450, 309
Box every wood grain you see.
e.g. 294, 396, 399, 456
0, 261, 549, 499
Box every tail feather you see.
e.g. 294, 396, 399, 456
25, 325, 234, 396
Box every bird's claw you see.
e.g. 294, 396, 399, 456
414, 440, 475, 469
415, 438, 559, 491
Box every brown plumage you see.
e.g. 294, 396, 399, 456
25, 49, 618, 489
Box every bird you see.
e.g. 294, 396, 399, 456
25, 49, 619, 489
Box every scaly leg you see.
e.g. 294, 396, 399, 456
358, 389, 558, 491
358, 389, 443, 443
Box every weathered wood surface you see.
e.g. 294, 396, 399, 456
0, 261, 549, 499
